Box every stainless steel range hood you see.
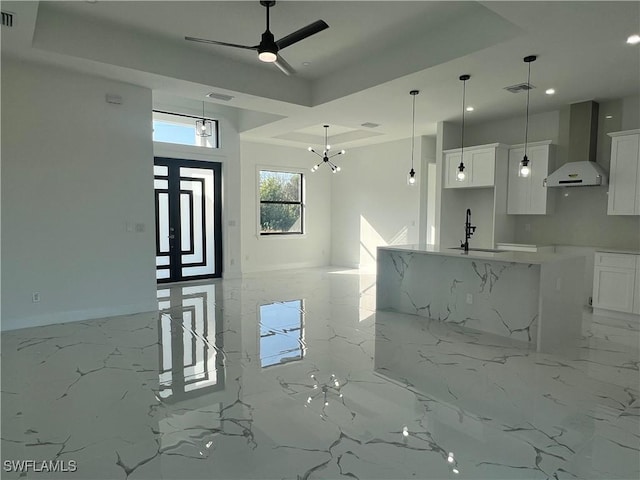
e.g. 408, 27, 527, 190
544, 101, 608, 187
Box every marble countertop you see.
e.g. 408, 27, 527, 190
378, 244, 584, 265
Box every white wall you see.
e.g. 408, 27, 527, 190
240, 142, 331, 272
1, 60, 157, 330
461, 97, 640, 250
330, 138, 421, 268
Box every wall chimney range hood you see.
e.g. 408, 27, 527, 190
544, 101, 608, 187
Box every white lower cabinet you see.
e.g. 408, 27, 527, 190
592, 252, 639, 314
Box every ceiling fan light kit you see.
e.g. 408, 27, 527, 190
186, 1, 328, 76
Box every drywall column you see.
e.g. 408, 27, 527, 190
1, 60, 157, 330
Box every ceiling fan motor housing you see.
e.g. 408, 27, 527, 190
259, 30, 278, 58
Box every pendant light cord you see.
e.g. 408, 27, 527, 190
411, 94, 416, 169
461, 78, 466, 157
324, 125, 328, 151
524, 60, 531, 157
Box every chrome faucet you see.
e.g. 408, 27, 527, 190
461, 208, 476, 253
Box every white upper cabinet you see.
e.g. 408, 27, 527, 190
507, 141, 555, 215
443, 143, 506, 189
607, 130, 640, 215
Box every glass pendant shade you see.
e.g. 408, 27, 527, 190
519, 155, 531, 177
196, 101, 213, 137
407, 168, 417, 186
195, 119, 213, 137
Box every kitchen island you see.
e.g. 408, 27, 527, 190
377, 245, 585, 353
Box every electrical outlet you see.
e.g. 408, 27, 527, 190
135, 223, 145, 233
466, 293, 473, 304
230, 259, 235, 266
32, 292, 41, 303
525, 223, 531, 232
555, 278, 562, 291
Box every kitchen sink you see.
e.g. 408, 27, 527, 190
448, 247, 505, 253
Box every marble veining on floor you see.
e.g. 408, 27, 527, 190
1, 268, 639, 479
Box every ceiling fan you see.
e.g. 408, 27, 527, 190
185, 1, 329, 76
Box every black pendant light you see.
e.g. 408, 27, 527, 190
519, 55, 537, 177
195, 101, 213, 137
407, 90, 419, 186
308, 125, 345, 173
456, 74, 470, 182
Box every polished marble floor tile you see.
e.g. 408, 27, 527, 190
1, 268, 638, 479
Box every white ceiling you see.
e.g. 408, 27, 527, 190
2, 1, 639, 149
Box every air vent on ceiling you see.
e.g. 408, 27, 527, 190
206, 92, 234, 102
1, 11, 14, 27
361, 122, 380, 128
504, 82, 535, 94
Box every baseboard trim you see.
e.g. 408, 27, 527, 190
1, 302, 159, 332
241, 261, 328, 274
592, 308, 640, 322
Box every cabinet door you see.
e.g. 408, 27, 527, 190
608, 134, 640, 215
592, 266, 636, 313
507, 147, 530, 214
444, 152, 471, 188
468, 149, 495, 187
528, 145, 552, 214
507, 144, 551, 215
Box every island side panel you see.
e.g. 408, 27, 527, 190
537, 255, 585, 353
377, 249, 541, 343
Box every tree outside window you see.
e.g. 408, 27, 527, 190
259, 170, 303, 235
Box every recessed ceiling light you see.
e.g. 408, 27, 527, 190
545, 88, 555, 95
627, 34, 640, 45
302, 62, 311, 66
466, 106, 474, 112
605, 115, 613, 119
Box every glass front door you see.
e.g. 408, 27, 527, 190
154, 158, 222, 282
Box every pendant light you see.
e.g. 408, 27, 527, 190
195, 101, 213, 137
456, 75, 470, 182
519, 55, 537, 177
308, 125, 345, 173
407, 90, 419, 186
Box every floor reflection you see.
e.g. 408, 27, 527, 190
259, 299, 305, 368
157, 283, 225, 402
0, 268, 637, 480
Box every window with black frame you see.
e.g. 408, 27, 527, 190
259, 170, 304, 235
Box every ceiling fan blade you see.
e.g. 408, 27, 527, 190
275, 20, 329, 50
185, 36, 258, 50
274, 55, 295, 76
